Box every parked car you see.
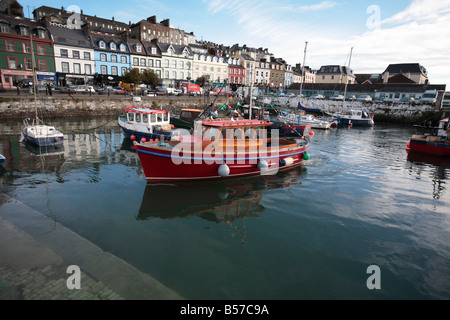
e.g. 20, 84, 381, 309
345, 94, 357, 101
400, 96, 415, 103
310, 94, 325, 99
357, 95, 373, 102
330, 95, 344, 101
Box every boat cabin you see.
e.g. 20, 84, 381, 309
124, 106, 171, 129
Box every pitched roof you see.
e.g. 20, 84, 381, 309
48, 26, 92, 48
387, 73, 417, 84
383, 63, 427, 75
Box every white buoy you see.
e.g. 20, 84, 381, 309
218, 163, 230, 177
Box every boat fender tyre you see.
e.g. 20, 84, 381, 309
218, 163, 230, 177
258, 159, 269, 172
303, 153, 310, 160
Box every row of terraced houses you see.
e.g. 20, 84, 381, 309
0, 0, 445, 101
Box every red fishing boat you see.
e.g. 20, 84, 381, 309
407, 118, 450, 156
134, 119, 311, 182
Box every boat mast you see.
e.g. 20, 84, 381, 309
30, 30, 38, 124
299, 41, 308, 99
249, 64, 254, 120
342, 47, 353, 110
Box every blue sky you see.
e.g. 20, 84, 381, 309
20, 0, 450, 87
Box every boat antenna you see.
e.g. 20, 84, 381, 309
30, 29, 38, 124
196, 79, 228, 121
342, 46, 353, 110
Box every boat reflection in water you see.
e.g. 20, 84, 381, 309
137, 165, 306, 223
407, 150, 450, 200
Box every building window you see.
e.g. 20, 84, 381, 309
6, 41, 15, 52
22, 42, 31, 53
62, 62, 69, 73
7, 57, 17, 69
156, 60, 161, 68
164, 59, 169, 68
111, 66, 118, 76
110, 42, 116, 50
73, 63, 81, 74
37, 45, 45, 55
120, 44, 126, 52
37, 29, 45, 39
0, 24, 9, 33
148, 59, 154, 67
73, 50, 80, 59
60, 49, 68, 58
151, 47, 157, 55
38, 59, 47, 71
85, 64, 91, 75
133, 57, 139, 66
140, 58, 146, 67
136, 45, 142, 53
121, 67, 127, 75
121, 56, 127, 64
156, 70, 161, 78
19, 26, 29, 36
111, 55, 117, 62
101, 65, 107, 75
99, 41, 105, 49
179, 61, 184, 69
84, 52, 91, 60
172, 71, 176, 79
100, 53, 107, 62
164, 71, 169, 78
24, 58, 32, 70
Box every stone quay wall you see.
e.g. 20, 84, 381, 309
0, 95, 229, 120
0, 94, 445, 123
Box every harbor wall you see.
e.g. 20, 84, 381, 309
0, 95, 444, 123
0, 96, 226, 120
259, 96, 444, 124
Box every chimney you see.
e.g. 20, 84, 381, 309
112, 17, 115, 21
147, 16, 157, 24
161, 19, 170, 27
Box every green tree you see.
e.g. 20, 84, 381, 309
141, 69, 160, 87
121, 68, 142, 85
196, 75, 208, 87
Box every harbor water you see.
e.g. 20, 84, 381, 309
0, 116, 449, 300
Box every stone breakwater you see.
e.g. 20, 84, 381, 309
0, 95, 443, 123
0, 96, 229, 120
263, 97, 443, 124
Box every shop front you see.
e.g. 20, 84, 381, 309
0, 69, 33, 89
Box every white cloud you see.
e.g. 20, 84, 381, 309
203, 0, 450, 87
282, 1, 339, 12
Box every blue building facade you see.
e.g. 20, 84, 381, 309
90, 32, 130, 85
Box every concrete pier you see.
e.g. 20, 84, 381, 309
0, 193, 184, 300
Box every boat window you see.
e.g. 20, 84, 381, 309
157, 114, 163, 123
244, 128, 255, 140
135, 113, 141, 122
181, 111, 189, 118
163, 113, 168, 122
150, 114, 157, 123
142, 113, 148, 123
127, 113, 133, 122
204, 127, 220, 141
234, 128, 243, 140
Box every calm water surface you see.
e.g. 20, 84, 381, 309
0, 116, 449, 300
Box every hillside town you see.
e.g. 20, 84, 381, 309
0, 0, 448, 108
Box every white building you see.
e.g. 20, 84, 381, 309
49, 26, 95, 85
158, 43, 193, 88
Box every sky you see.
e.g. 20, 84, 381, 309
19, 0, 450, 88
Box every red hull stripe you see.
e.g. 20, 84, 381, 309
136, 146, 310, 161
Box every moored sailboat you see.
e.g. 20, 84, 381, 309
21, 29, 64, 147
